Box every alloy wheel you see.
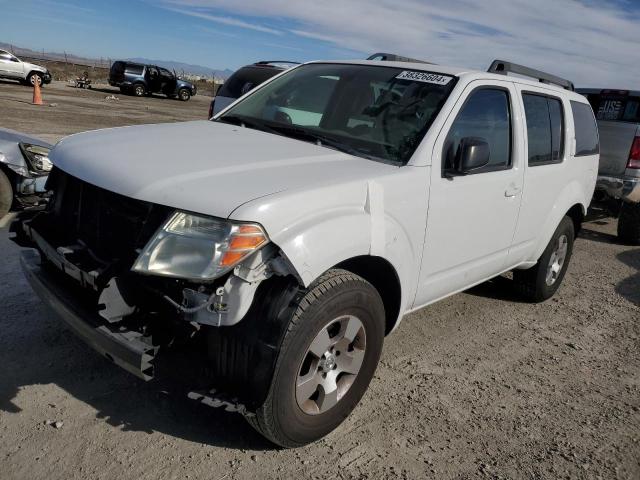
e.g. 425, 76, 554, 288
295, 315, 366, 415
546, 234, 568, 286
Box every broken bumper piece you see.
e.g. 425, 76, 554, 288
20, 249, 157, 380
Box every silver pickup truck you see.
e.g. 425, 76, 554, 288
577, 89, 640, 244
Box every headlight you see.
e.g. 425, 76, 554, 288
132, 211, 269, 280
20, 143, 52, 172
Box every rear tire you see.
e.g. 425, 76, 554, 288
513, 216, 575, 302
247, 269, 385, 448
617, 202, 640, 245
0, 170, 14, 220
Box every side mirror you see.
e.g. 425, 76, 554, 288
455, 137, 490, 174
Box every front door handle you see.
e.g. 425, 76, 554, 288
505, 185, 521, 197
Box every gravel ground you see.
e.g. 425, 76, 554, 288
0, 80, 639, 480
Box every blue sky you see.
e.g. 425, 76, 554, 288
1, 0, 639, 88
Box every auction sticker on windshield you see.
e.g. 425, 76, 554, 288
396, 71, 452, 85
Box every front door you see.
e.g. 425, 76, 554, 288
414, 80, 525, 307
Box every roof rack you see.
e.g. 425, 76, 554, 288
488, 60, 574, 91
254, 60, 301, 67
367, 53, 433, 64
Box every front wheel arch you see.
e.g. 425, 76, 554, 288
335, 255, 402, 335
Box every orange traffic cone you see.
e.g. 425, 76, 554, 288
32, 79, 43, 105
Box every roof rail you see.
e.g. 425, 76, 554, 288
367, 53, 433, 64
488, 60, 574, 91
254, 60, 301, 66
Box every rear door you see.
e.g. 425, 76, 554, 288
582, 90, 640, 176
508, 85, 574, 265
415, 80, 525, 306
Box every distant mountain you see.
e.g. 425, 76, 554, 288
127, 57, 233, 79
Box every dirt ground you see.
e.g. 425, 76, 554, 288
0, 80, 639, 480
0, 79, 212, 144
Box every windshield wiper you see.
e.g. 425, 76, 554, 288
216, 115, 278, 135
266, 124, 380, 160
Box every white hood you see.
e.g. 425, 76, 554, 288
50, 121, 395, 218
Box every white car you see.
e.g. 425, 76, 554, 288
12, 58, 599, 447
0, 49, 51, 86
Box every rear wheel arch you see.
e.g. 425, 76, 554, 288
566, 203, 586, 235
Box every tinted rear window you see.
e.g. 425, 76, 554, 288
584, 92, 640, 123
522, 93, 565, 165
217, 66, 282, 99
571, 101, 599, 156
125, 64, 144, 75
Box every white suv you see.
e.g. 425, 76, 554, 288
12, 58, 599, 447
0, 49, 51, 86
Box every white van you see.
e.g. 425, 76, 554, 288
13, 58, 599, 447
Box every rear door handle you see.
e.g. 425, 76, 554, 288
505, 185, 521, 197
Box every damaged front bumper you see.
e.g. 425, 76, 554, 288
20, 249, 157, 380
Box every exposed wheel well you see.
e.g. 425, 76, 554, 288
335, 256, 402, 335
566, 203, 585, 235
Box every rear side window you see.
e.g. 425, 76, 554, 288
571, 101, 599, 156
125, 64, 144, 75
522, 93, 565, 165
443, 88, 512, 173
218, 66, 281, 99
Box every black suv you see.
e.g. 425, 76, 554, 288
209, 61, 299, 117
109, 61, 197, 101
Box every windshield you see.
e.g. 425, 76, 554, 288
216, 63, 456, 164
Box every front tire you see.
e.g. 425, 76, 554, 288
514, 216, 575, 302
0, 169, 14, 220
617, 202, 640, 245
27, 72, 43, 87
178, 88, 191, 101
133, 84, 146, 97
248, 269, 385, 448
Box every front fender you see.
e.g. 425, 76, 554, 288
230, 171, 429, 323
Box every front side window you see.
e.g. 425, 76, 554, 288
218, 63, 457, 165
571, 101, 599, 156
523, 93, 565, 165
443, 88, 512, 174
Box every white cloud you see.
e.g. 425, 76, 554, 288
162, 0, 640, 88
164, 6, 282, 35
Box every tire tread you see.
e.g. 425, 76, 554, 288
248, 269, 375, 447
618, 202, 640, 245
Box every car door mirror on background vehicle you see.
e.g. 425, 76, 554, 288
455, 137, 490, 174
